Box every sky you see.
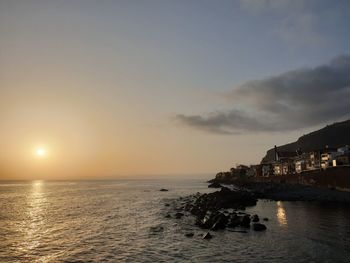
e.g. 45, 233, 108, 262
1, 0, 350, 180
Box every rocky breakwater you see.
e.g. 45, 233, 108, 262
169, 187, 267, 239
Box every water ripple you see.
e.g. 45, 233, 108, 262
0, 180, 350, 262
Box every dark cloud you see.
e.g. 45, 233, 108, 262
176, 55, 350, 134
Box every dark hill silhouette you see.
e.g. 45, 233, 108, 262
262, 119, 350, 163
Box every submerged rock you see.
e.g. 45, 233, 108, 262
175, 212, 184, 219
202, 232, 213, 239
160, 188, 169, 192
227, 229, 248, 233
251, 214, 260, 222
150, 226, 164, 233
211, 213, 229, 231
240, 215, 251, 228
185, 232, 194, 238
253, 223, 267, 231
196, 211, 215, 229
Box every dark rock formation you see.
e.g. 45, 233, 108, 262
202, 232, 213, 239
150, 226, 164, 233
178, 187, 259, 232
231, 181, 350, 202
208, 181, 222, 188
160, 188, 169, 192
251, 214, 259, 222
253, 223, 267, 231
211, 213, 229, 230
175, 212, 184, 219
240, 215, 251, 228
227, 229, 248, 233
166, 187, 268, 237
191, 187, 257, 217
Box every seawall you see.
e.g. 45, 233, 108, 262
254, 166, 350, 192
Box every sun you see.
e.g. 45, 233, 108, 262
35, 148, 46, 157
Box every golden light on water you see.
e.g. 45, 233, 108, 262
276, 201, 288, 226
18, 180, 47, 256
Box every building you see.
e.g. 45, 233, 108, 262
336, 154, 350, 165
272, 146, 297, 175
295, 153, 308, 173
337, 145, 350, 155
261, 163, 273, 177
321, 147, 339, 169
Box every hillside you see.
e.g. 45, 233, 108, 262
262, 119, 350, 163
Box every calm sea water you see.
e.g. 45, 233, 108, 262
1, 179, 350, 263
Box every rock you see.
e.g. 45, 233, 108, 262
251, 214, 259, 222
165, 203, 170, 206
165, 214, 171, 218
184, 204, 193, 211
227, 213, 240, 228
227, 229, 248, 233
211, 213, 228, 231
197, 211, 215, 228
193, 187, 257, 213
202, 232, 213, 239
150, 226, 164, 233
253, 223, 267, 231
175, 212, 184, 219
160, 188, 169, 192
185, 232, 194, 238
263, 217, 269, 221
208, 182, 222, 188
240, 215, 251, 228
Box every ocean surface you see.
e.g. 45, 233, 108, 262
1, 179, 350, 263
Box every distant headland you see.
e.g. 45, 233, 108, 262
211, 119, 350, 193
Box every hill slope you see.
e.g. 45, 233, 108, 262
262, 119, 350, 163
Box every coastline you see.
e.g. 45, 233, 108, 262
208, 177, 350, 203
164, 176, 350, 237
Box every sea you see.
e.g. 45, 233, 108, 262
1, 179, 350, 263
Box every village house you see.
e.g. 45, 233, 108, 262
272, 146, 297, 175
261, 163, 273, 177
333, 145, 350, 166
321, 147, 340, 169
295, 151, 322, 173
257, 145, 350, 178
294, 153, 308, 173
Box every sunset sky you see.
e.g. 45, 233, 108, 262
1, 0, 350, 180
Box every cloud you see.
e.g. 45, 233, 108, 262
176, 110, 269, 135
176, 55, 350, 134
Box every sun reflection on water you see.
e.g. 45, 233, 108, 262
276, 201, 288, 226
18, 180, 48, 257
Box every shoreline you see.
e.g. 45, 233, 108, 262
208, 178, 350, 203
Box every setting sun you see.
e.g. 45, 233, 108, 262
35, 148, 46, 157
